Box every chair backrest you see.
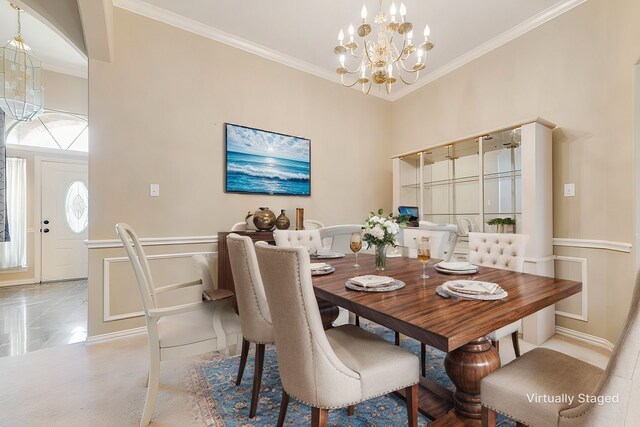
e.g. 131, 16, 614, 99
254, 242, 360, 407
468, 232, 528, 272
230, 222, 247, 232
319, 224, 362, 254
115, 223, 157, 312
226, 233, 274, 344
192, 254, 214, 289
458, 217, 474, 236
559, 271, 640, 426
303, 219, 325, 230
273, 229, 324, 253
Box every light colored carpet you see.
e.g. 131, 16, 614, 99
0, 333, 217, 427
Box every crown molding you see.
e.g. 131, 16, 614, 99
388, 0, 587, 101
114, 0, 586, 102
113, 0, 389, 100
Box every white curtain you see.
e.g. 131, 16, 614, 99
0, 158, 26, 268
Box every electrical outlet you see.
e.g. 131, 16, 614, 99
563, 183, 575, 197
150, 184, 160, 197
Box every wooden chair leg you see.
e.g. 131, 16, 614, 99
347, 405, 355, 416
481, 405, 497, 427
355, 314, 360, 326
420, 343, 426, 377
511, 331, 521, 357
406, 384, 418, 427
516, 423, 527, 427
235, 338, 250, 386
395, 331, 400, 346
277, 391, 289, 427
491, 339, 499, 352
249, 343, 265, 418
311, 407, 329, 427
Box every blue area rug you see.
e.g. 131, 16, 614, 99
193, 323, 515, 426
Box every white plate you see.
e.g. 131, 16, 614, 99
438, 281, 507, 300
435, 266, 479, 275
312, 267, 335, 276
345, 279, 405, 292
313, 252, 345, 259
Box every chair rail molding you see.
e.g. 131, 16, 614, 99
103, 251, 216, 322
553, 238, 632, 253
87, 235, 218, 249
554, 255, 588, 322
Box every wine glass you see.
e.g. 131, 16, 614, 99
350, 232, 362, 267
417, 238, 431, 279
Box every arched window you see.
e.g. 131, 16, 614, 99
5, 110, 88, 152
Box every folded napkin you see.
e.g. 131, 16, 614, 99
350, 275, 395, 288
436, 261, 477, 271
445, 280, 501, 295
310, 262, 328, 270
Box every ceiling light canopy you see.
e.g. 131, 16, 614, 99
0, 3, 44, 121
334, 0, 434, 94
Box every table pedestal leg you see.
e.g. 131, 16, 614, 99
444, 337, 500, 419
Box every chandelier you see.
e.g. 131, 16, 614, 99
0, 3, 44, 121
334, 1, 434, 94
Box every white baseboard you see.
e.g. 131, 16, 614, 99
555, 326, 614, 351
86, 326, 147, 344
0, 278, 38, 288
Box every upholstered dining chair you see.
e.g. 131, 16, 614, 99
254, 242, 420, 427
226, 233, 275, 418
273, 228, 344, 328
318, 224, 364, 254
116, 223, 242, 427
468, 232, 529, 357
481, 271, 640, 427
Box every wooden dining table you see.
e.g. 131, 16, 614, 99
312, 254, 582, 426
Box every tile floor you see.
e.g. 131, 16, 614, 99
0, 280, 87, 357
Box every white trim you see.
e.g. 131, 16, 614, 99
103, 251, 216, 322
553, 238, 632, 253
523, 255, 556, 264
0, 278, 38, 288
113, 0, 584, 102
86, 326, 147, 344
88, 235, 219, 249
555, 256, 588, 322
42, 62, 88, 79
635, 62, 640, 269
555, 326, 614, 351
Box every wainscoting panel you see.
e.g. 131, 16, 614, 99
554, 255, 588, 321
103, 251, 216, 322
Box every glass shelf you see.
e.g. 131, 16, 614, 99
423, 176, 480, 187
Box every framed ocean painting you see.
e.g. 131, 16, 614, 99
225, 123, 311, 196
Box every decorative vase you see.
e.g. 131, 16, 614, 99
275, 209, 290, 230
253, 207, 276, 231
375, 244, 388, 271
295, 208, 305, 230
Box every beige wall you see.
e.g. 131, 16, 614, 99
391, 0, 640, 343
86, 8, 392, 336
42, 70, 88, 115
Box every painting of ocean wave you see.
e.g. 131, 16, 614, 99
225, 123, 311, 196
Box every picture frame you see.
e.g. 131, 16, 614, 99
224, 123, 311, 196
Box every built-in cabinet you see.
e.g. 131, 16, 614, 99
393, 118, 556, 344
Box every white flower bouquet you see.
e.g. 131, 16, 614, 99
362, 209, 400, 248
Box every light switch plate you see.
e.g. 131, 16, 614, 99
150, 183, 160, 197
563, 183, 575, 197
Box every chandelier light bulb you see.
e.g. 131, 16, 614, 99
361, 67, 366, 78
348, 24, 355, 36
407, 29, 413, 44
399, 3, 407, 21
340, 54, 345, 66
424, 24, 431, 39
390, 2, 397, 22
338, 29, 344, 43
388, 63, 393, 77
361, 4, 367, 22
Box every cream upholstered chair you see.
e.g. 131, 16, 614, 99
230, 221, 247, 231
273, 229, 324, 254
226, 233, 275, 418
303, 219, 325, 230
481, 271, 640, 427
468, 232, 529, 357
116, 223, 242, 427
254, 242, 419, 427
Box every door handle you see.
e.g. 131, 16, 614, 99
43, 228, 49, 233
43, 220, 50, 225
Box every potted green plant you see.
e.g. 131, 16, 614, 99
502, 217, 516, 233
487, 217, 503, 233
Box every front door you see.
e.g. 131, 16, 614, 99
41, 160, 88, 282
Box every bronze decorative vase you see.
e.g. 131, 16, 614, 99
275, 209, 290, 230
253, 207, 276, 231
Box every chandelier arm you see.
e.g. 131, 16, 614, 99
397, 58, 419, 73
362, 39, 375, 67
340, 73, 362, 88
399, 71, 421, 86
389, 34, 408, 64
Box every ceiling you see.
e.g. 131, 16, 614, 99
0, 1, 87, 77
1, 0, 583, 98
